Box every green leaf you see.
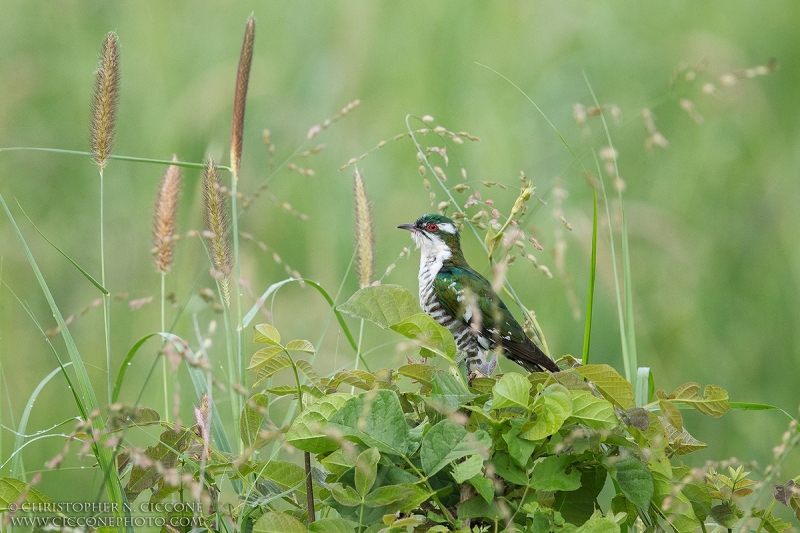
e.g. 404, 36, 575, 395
574, 511, 622, 533
328, 390, 413, 456
338, 285, 422, 327
390, 313, 457, 359
254, 323, 281, 345
253, 354, 293, 386
240, 392, 270, 449
355, 447, 380, 497
248, 345, 284, 370
519, 383, 572, 440
398, 363, 438, 383
254, 461, 308, 496
491, 372, 531, 410
295, 359, 322, 389
105, 406, 161, 431
529, 455, 582, 492
491, 451, 528, 485
555, 466, 607, 525
752, 508, 792, 533
610, 456, 654, 509
469, 474, 495, 503
503, 419, 538, 467
658, 399, 683, 431
285, 339, 315, 353
253, 511, 306, 533
328, 483, 362, 506
574, 364, 635, 409
457, 496, 502, 520
330, 369, 377, 390
308, 517, 356, 533
363, 484, 416, 507
681, 482, 712, 522
569, 390, 618, 430
420, 419, 491, 477
0, 477, 53, 509
320, 447, 360, 477
286, 393, 353, 453
125, 428, 192, 500
669, 382, 729, 417
452, 454, 484, 484
428, 372, 474, 414
664, 420, 707, 456
709, 502, 740, 528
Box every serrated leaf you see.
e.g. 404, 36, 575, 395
390, 313, 456, 359
0, 477, 53, 509
254, 323, 281, 345
253, 511, 306, 533
575, 365, 635, 409
502, 419, 538, 467
330, 369, 376, 390
397, 364, 438, 384
420, 419, 491, 477
248, 346, 284, 370
320, 447, 361, 477
240, 392, 270, 449
663, 420, 707, 456
328, 390, 413, 456
610, 456, 654, 509
574, 511, 622, 533
491, 372, 531, 410
338, 285, 422, 328
286, 393, 353, 453
253, 354, 292, 386
669, 382, 729, 417
610, 494, 638, 527
452, 454, 484, 484
752, 508, 792, 533
285, 339, 316, 353
682, 482, 712, 522
363, 484, 416, 507
529, 455, 582, 491
519, 383, 572, 440
659, 399, 683, 431
295, 359, 322, 389
569, 390, 618, 430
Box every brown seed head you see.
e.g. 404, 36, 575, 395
91, 32, 120, 169
353, 170, 375, 289
153, 156, 182, 273
230, 16, 255, 176
203, 158, 233, 304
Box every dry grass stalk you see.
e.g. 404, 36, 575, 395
353, 170, 375, 288
203, 158, 233, 305
91, 32, 120, 168
153, 155, 182, 272
230, 16, 255, 176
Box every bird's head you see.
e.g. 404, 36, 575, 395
397, 214, 463, 258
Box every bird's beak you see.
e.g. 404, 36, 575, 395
397, 223, 416, 232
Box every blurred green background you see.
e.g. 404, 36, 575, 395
1, 0, 798, 506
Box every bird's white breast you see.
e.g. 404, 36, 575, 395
413, 233, 451, 309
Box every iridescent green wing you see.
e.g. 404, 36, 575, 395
433, 266, 527, 343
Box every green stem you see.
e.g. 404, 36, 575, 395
161, 272, 169, 422
0, 147, 227, 170
100, 166, 112, 404
283, 348, 315, 523
230, 168, 244, 450
352, 319, 365, 394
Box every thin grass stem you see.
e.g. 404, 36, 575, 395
161, 272, 169, 422
100, 166, 112, 404
582, 185, 598, 364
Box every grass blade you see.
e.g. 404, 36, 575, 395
16, 200, 108, 294
0, 191, 130, 528
582, 186, 598, 364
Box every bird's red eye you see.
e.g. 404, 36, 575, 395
426, 223, 438, 232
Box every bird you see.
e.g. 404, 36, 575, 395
398, 213, 559, 374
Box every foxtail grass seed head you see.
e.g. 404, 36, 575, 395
203, 158, 233, 305
353, 170, 375, 288
153, 156, 182, 273
230, 15, 255, 176
91, 32, 120, 169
